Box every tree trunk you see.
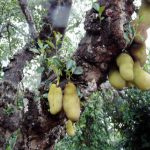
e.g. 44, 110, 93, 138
0, 0, 148, 149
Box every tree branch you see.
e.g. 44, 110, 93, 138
3, 43, 35, 85
18, 0, 38, 39
0, 23, 7, 39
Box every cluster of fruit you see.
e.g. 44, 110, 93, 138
48, 82, 80, 136
108, 42, 150, 90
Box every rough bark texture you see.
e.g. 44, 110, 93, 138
23, 1, 72, 149
0, 0, 72, 149
18, 0, 38, 39
0, 0, 148, 149
73, 0, 135, 95
3, 44, 35, 85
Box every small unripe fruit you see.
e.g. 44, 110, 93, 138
66, 120, 76, 136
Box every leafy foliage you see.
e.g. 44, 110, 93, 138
55, 91, 118, 150
55, 87, 150, 150
92, 2, 105, 22
107, 89, 150, 149
6, 130, 20, 150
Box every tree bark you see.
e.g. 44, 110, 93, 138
1, 0, 148, 149
0, 0, 72, 149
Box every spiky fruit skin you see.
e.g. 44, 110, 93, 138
130, 43, 147, 66
116, 53, 134, 81
48, 84, 63, 115
108, 69, 126, 89
66, 120, 75, 136
63, 82, 80, 121
133, 62, 150, 90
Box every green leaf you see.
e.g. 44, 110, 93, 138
73, 66, 83, 75
46, 40, 55, 49
93, 2, 100, 12
71, 66, 76, 73
99, 6, 105, 15
66, 59, 76, 70
42, 93, 48, 98
124, 32, 130, 45
37, 39, 43, 49
52, 57, 63, 68
6, 130, 19, 150
6, 145, 12, 150
29, 48, 39, 53
43, 44, 48, 50
36, 67, 44, 73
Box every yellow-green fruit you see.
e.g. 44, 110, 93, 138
134, 34, 145, 44
116, 53, 134, 81
48, 84, 63, 115
133, 62, 150, 90
130, 43, 147, 66
63, 82, 80, 121
66, 120, 76, 136
108, 69, 126, 89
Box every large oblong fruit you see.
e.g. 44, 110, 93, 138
116, 53, 134, 81
133, 62, 150, 90
63, 82, 80, 121
108, 69, 126, 89
66, 120, 76, 136
48, 84, 63, 115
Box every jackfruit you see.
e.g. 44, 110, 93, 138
134, 33, 145, 44
66, 120, 76, 136
48, 84, 63, 115
116, 53, 134, 81
108, 69, 126, 89
133, 62, 150, 90
63, 82, 80, 121
129, 43, 147, 66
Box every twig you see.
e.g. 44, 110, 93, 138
0, 24, 7, 38
6, 23, 12, 53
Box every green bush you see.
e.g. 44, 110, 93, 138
108, 89, 150, 150
55, 88, 150, 150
